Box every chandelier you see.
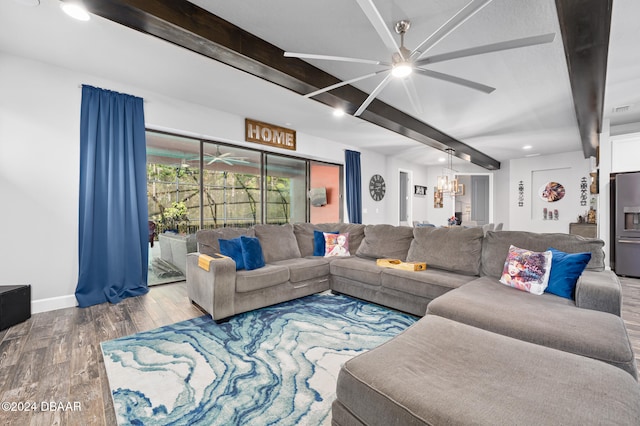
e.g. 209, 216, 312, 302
437, 148, 459, 196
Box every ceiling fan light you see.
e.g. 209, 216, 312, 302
60, 1, 90, 21
391, 63, 412, 78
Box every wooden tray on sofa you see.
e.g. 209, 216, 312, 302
376, 258, 427, 272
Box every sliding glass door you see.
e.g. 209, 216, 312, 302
264, 154, 307, 224
145, 130, 343, 285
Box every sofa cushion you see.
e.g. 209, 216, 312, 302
380, 268, 476, 300
427, 277, 638, 378
546, 247, 591, 299
335, 315, 640, 426
240, 236, 265, 271
330, 257, 384, 286
482, 230, 605, 278
355, 224, 414, 261
406, 226, 483, 275
218, 237, 244, 270
271, 258, 330, 283
196, 228, 254, 256
294, 223, 366, 257
498, 245, 552, 295
235, 264, 290, 293
253, 224, 301, 263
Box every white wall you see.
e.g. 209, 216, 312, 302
508, 151, 592, 233
0, 52, 431, 312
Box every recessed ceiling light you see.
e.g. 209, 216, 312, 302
333, 108, 345, 117
438, 157, 446, 162
522, 145, 532, 150
60, 2, 90, 21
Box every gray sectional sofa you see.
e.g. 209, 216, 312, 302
185, 222, 640, 425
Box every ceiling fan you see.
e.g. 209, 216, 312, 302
203, 145, 250, 166
187, 145, 250, 166
284, 0, 555, 117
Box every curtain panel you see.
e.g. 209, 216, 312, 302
345, 150, 362, 224
75, 85, 149, 308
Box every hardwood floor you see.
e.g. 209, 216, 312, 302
1, 277, 639, 425
0, 282, 203, 426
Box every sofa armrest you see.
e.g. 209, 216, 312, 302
186, 252, 237, 321
575, 270, 622, 316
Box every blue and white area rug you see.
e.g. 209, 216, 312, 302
100, 293, 417, 425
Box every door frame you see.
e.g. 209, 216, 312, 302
399, 168, 413, 226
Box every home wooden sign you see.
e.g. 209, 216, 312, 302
245, 118, 296, 151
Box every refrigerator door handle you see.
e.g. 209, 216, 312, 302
618, 239, 640, 244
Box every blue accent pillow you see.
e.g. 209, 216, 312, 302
545, 247, 591, 299
313, 230, 339, 256
219, 237, 244, 270
240, 236, 265, 271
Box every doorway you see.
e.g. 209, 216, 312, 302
455, 174, 493, 226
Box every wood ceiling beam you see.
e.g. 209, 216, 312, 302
82, 0, 501, 170
555, 0, 612, 158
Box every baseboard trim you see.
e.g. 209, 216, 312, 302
32, 294, 77, 314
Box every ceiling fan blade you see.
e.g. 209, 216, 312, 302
354, 73, 394, 116
355, 0, 401, 53
411, 0, 494, 60
415, 33, 556, 66
305, 69, 390, 98
284, 52, 389, 66
401, 77, 423, 116
414, 68, 495, 93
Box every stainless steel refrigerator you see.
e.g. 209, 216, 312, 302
615, 172, 640, 277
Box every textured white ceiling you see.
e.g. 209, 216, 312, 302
1, 0, 638, 167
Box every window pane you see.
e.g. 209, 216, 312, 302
265, 154, 307, 224
146, 131, 201, 285
202, 143, 262, 229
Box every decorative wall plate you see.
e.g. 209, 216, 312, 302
539, 181, 565, 202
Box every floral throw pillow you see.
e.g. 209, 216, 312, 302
499, 245, 552, 295
324, 232, 350, 257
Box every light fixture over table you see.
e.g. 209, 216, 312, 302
437, 148, 459, 196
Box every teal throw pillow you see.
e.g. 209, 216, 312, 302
219, 237, 244, 270
545, 247, 591, 299
240, 236, 266, 270
314, 230, 338, 256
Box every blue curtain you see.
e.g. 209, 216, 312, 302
345, 150, 362, 224
76, 85, 149, 308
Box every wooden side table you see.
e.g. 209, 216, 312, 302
0, 285, 31, 331
569, 223, 597, 239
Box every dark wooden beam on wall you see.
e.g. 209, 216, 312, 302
82, 0, 501, 170
555, 0, 612, 158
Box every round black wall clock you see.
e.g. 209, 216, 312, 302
369, 174, 386, 201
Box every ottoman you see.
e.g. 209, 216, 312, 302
333, 315, 640, 426
426, 277, 638, 378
